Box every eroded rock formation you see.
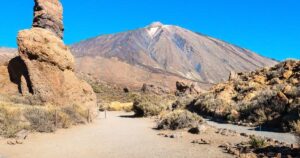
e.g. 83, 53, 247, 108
8, 0, 97, 111
33, 0, 64, 39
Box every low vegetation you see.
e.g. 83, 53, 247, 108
292, 120, 300, 144
0, 101, 91, 138
107, 102, 133, 112
248, 136, 267, 148
190, 60, 300, 131
132, 94, 170, 117
89, 81, 139, 103
157, 110, 203, 130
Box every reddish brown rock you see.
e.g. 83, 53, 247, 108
33, 0, 64, 39
8, 0, 97, 115
175, 81, 201, 96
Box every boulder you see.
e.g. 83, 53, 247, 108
175, 81, 201, 96
141, 83, 170, 95
18, 28, 74, 71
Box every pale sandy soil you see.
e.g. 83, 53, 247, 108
206, 120, 297, 144
0, 112, 241, 158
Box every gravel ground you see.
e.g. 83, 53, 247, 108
206, 119, 297, 144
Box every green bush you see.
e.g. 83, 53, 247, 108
157, 110, 203, 130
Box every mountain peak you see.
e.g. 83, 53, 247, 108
148, 21, 164, 28
71, 23, 277, 86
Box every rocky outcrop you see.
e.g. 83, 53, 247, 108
6, 0, 97, 112
18, 28, 74, 71
141, 83, 170, 95
190, 60, 300, 131
33, 0, 64, 39
175, 81, 201, 96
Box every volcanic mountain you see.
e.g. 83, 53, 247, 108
71, 22, 277, 89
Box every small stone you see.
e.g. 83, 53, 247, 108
16, 129, 29, 140
240, 133, 249, 137
7, 140, 16, 145
16, 140, 23, 144
188, 127, 200, 134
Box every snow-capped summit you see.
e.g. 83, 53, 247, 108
71, 23, 277, 88
148, 21, 164, 28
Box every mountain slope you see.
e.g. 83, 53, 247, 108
0, 47, 17, 65
71, 22, 277, 88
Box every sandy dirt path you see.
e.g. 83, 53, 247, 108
0, 112, 232, 158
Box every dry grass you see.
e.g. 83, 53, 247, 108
0, 101, 91, 137
107, 102, 133, 112
0, 102, 28, 137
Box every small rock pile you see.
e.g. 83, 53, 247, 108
219, 137, 300, 158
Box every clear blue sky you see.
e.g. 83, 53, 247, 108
0, 0, 299, 61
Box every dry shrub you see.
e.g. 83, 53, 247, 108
24, 108, 56, 133
248, 136, 267, 148
0, 103, 27, 137
292, 120, 300, 144
62, 105, 87, 125
193, 93, 233, 118
172, 95, 195, 110
157, 110, 203, 130
107, 102, 133, 112
0, 101, 91, 137
133, 94, 169, 117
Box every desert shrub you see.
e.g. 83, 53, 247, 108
292, 120, 300, 144
0, 101, 91, 137
172, 96, 194, 110
0, 104, 27, 137
62, 105, 87, 124
24, 108, 56, 133
192, 93, 233, 118
157, 110, 203, 130
248, 136, 267, 148
239, 89, 287, 122
107, 102, 133, 112
133, 94, 168, 117
56, 111, 72, 128
90, 83, 103, 93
